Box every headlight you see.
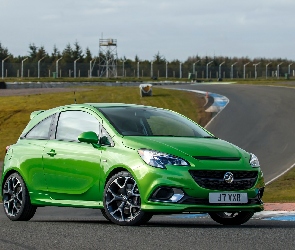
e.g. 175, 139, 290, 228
250, 153, 260, 168
138, 149, 190, 169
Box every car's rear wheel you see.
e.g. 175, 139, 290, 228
103, 171, 153, 226
2, 173, 37, 221
209, 211, 254, 225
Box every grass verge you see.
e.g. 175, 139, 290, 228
263, 169, 295, 202
0, 85, 211, 162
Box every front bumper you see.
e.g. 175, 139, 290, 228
135, 163, 265, 214
141, 203, 264, 213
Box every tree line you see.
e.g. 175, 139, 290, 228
1, 41, 294, 79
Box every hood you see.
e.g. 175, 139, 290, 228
121, 136, 246, 159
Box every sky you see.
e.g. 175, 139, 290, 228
1, 0, 295, 61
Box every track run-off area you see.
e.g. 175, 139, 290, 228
1, 82, 295, 249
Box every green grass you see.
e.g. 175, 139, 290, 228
263, 169, 295, 202
0, 86, 210, 161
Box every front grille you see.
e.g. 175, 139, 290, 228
189, 170, 258, 191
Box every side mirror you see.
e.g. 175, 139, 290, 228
78, 131, 99, 144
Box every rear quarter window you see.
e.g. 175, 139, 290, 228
24, 115, 53, 139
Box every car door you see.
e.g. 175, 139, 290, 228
42, 110, 103, 201
17, 114, 55, 192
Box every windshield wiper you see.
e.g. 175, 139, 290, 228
203, 136, 218, 139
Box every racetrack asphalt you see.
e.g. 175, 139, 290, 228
164, 83, 295, 184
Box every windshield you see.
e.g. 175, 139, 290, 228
99, 106, 211, 138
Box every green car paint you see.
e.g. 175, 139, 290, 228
1, 103, 265, 226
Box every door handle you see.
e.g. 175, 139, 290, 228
47, 149, 56, 157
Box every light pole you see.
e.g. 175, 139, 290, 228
206, 61, 213, 79
277, 62, 283, 79
219, 61, 225, 79
253, 62, 261, 79
266, 62, 272, 79
150, 60, 156, 78
193, 60, 200, 74
21, 57, 28, 78
231, 62, 237, 79
2, 56, 10, 79
37, 56, 46, 79
121, 59, 126, 77
288, 63, 293, 75
90, 58, 95, 78
74, 58, 80, 78
179, 62, 182, 79
56, 57, 63, 78
137, 61, 140, 78
166, 61, 168, 79
243, 62, 250, 79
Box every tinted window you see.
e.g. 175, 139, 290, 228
25, 116, 52, 139
56, 111, 100, 141
99, 107, 210, 137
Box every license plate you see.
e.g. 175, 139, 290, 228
209, 193, 248, 204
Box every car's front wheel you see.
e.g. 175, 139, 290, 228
2, 173, 37, 221
103, 171, 153, 226
209, 211, 254, 225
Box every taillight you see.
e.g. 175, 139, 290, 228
5, 146, 10, 154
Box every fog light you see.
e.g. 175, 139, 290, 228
151, 187, 184, 203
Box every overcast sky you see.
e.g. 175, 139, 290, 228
1, 0, 294, 61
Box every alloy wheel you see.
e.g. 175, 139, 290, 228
105, 174, 141, 222
3, 175, 23, 217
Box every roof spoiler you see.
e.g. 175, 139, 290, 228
30, 110, 45, 119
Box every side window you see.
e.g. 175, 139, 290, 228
25, 115, 53, 139
56, 111, 100, 141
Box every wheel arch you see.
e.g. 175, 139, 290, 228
104, 167, 130, 188
2, 169, 20, 190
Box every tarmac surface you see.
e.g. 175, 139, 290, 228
165, 83, 295, 183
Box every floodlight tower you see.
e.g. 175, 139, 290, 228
99, 38, 118, 77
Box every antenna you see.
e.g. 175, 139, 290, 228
74, 91, 77, 104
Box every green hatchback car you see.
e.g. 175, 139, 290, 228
1, 103, 264, 226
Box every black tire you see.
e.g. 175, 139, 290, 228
2, 173, 37, 221
103, 171, 153, 226
100, 208, 111, 222
209, 211, 254, 225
